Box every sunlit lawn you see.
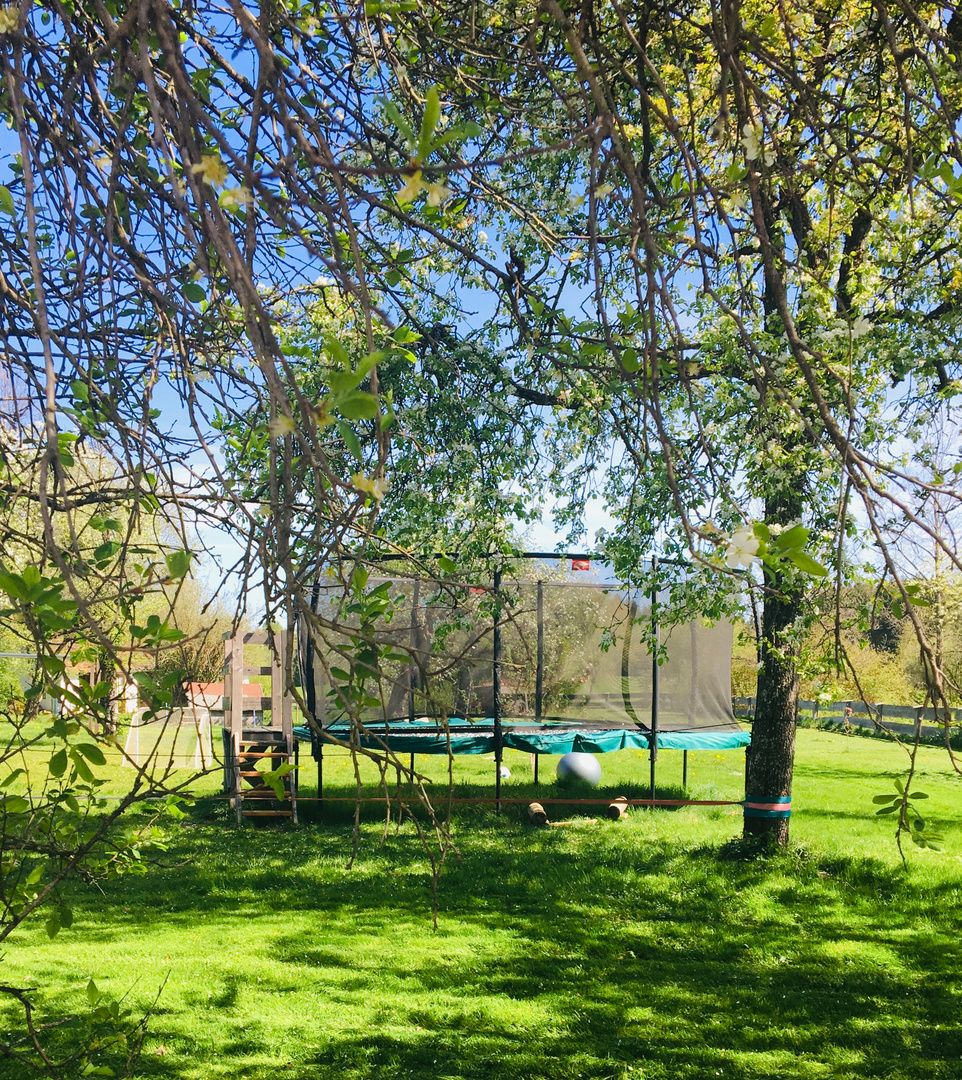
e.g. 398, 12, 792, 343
2, 728, 961, 1079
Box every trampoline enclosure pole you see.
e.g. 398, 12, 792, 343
536, 580, 544, 721
409, 577, 420, 723
650, 557, 659, 801
494, 566, 503, 815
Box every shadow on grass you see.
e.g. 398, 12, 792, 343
4, 793, 962, 1080
294, 779, 703, 829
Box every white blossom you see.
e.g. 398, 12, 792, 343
725, 527, 761, 569
741, 123, 762, 161
425, 182, 452, 207
740, 122, 774, 165
352, 473, 391, 501
396, 171, 425, 204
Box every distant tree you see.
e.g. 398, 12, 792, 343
152, 574, 242, 703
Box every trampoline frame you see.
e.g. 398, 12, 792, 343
298, 552, 748, 812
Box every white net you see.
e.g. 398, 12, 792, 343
123, 707, 214, 770
301, 562, 737, 733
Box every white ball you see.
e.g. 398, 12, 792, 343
556, 752, 602, 786
499, 765, 511, 779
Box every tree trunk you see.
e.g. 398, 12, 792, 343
744, 498, 804, 846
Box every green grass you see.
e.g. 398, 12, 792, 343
2, 730, 962, 1079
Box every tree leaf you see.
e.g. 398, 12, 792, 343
775, 524, 809, 550
621, 347, 639, 373
786, 549, 829, 576
380, 97, 415, 149
337, 392, 379, 421
336, 420, 364, 463
70, 750, 97, 783
75, 743, 107, 766
417, 85, 441, 161
0, 185, 14, 216
165, 549, 191, 580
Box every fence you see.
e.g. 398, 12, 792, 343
733, 697, 961, 739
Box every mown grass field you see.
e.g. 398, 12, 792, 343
2, 728, 961, 1079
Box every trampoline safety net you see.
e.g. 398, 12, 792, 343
299, 566, 737, 734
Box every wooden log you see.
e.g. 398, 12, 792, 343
606, 795, 629, 820
527, 802, 548, 826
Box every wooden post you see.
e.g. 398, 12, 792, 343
292, 739, 299, 825
606, 796, 629, 820
527, 802, 548, 826
229, 633, 244, 741
270, 631, 283, 730
227, 634, 244, 824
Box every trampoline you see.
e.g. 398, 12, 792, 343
295, 554, 749, 806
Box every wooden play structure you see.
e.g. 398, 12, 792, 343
222, 630, 298, 824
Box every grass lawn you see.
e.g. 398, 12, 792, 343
2, 728, 961, 1079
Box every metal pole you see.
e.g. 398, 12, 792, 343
683, 749, 688, 790
536, 580, 544, 721
650, 557, 659, 801
409, 577, 420, 723
493, 566, 503, 815
317, 740, 323, 808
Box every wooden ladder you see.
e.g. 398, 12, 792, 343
224, 629, 298, 824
